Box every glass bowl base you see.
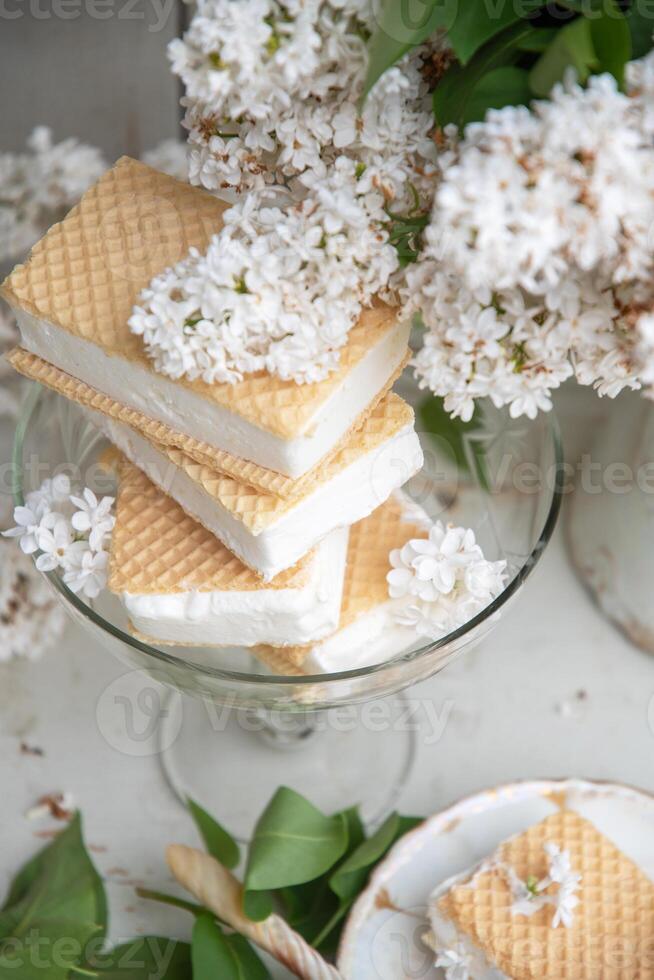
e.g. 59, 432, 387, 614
158, 691, 417, 841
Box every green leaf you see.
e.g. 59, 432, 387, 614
136, 888, 204, 918
446, 0, 542, 64
626, 3, 654, 59
242, 890, 274, 922
329, 814, 422, 903
434, 22, 543, 127
80, 938, 192, 978
187, 799, 240, 870
192, 914, 270, 980
516, 26, 558, 52
529, 17, 598, 96
363, 0, 452, 99
590, 3, 631, 86
419, 397, 490, 491
462, 66, 532, 124
0, 814, 106, 979
274, 806, 365, 951
245, 788, 348, 900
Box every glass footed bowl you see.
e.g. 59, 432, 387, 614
13, 379, 563, 836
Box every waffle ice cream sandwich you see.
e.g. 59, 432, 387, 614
6, 346, 409, 499
89, 392, 423, 581
426, 809, 654, 979
109, 458, 349, 648
1, 156, 410, 479
256, 493, 429, 674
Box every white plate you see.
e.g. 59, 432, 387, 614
337, 778, 654, 980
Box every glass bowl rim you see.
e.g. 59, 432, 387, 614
12, 383, 564, 687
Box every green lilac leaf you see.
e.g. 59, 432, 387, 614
242, 890, 274, 922
462, 66, 533, 124
79, 938, 192, 978
434, 22, 543, 127
244, 788, 348, 897
626, 3, 654, 58
528, 17, 598, 97
0, 813, 106, 979
329, 814, 422, 902
187, 798, 240, 870
192, 913, 270, 980
589, 3, 631, 86
446, 0, 542, 64
363, 0, 452, 99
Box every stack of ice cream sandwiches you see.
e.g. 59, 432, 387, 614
2, 157, 426, 674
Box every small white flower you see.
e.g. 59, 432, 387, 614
63, 549, 109, 600
70, 488, 115, 551
506, 842, 581, 929
435, 942, 473, 980
2, 504, 43, 555
35, 515, 81, 572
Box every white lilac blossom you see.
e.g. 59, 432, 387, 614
0, 127, 107, 264
129, 156, 398, 385
170, 0, 439, 207
0, 539, 67, 662
434, 943, 473, 980
408, 58, 654, 420
3, 477, 115, 600
387, 521, 507, 639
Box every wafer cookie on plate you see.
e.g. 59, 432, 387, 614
426, 808, 654, 979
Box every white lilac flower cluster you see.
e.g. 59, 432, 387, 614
387, 521, 507, 639
3, 475, 115, 600
407, 56, 654, 421
0, 538, 67, 662
148, 0, 440, 385
129, 156, 399, 384
0, 127, 107, 265
169, 0, 439, 207
507, 842, 582, 929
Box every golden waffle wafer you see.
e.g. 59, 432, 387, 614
109, 457, 313, 595
435, 809, 654, 979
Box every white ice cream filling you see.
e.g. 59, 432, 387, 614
123, 526, 349, 648
304, 600, 420, 674
86, 409, 424, 581
15, 309, 410, 477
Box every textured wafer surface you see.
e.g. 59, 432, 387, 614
257, 494, 429, 669
109, 457, 314, 595
437, 810, 654, 979
1, 156, 400, 439
7, 346, 409, 498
